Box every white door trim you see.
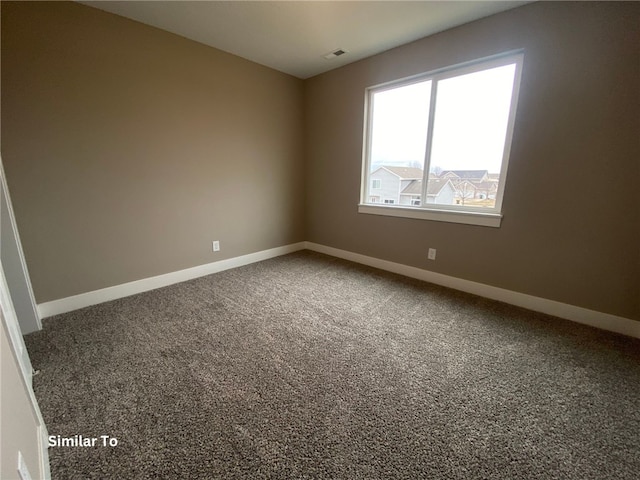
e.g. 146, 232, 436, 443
0, 259, 51, 479
0, 157, 41, 333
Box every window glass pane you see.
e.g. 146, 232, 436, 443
370, 80, 431, 172
368, 80, 431, 206
427, 64, 516, 208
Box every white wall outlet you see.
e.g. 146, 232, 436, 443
428, 248, 437, 261
212, 240, 220, 252
17, 451, 33, 480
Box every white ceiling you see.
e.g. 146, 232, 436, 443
80, 1, 529, 79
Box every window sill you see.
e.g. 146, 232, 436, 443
358, 204, 502, 227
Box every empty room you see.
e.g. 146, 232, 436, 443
1, 1, 638, 479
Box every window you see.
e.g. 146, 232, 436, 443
360, 51, 523, 227
384, 199, 396, 204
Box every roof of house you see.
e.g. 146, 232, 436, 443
400, 179, 453, 196
401, 180, 422, 195
452, 180, 477, 193
440, 170, 488, 180
378, 166, 424, 179
427, 179, 453, 196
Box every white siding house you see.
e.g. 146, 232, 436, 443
369, 166, 504, 207
369, 166, 423, 204
425, 179, 456, 204
369, 166, 459, 206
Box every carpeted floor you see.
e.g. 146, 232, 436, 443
25, 250, 640, 479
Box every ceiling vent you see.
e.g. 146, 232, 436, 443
323, 49, 348, 60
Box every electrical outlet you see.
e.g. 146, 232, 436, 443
212, 241, 220, 252
428, 248, 437, 261
17, 452, 33, 480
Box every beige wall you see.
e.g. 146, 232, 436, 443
1, 1, 305, 302
1, 2, 639, 322
305, 2, 640, 321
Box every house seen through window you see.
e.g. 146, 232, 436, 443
360, 52, 523, 227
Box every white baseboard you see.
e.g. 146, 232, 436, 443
38, 242, 307, 318
304, 242, 640, 339
38, 240, 639, 339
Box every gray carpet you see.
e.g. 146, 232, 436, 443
25, 250, 640, 479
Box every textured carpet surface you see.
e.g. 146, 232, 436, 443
25, 251, 640, 479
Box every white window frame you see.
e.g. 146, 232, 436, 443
359, 50, 524, 228
371, 179, 381, 189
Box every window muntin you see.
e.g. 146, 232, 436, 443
361, 52, 523, 224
